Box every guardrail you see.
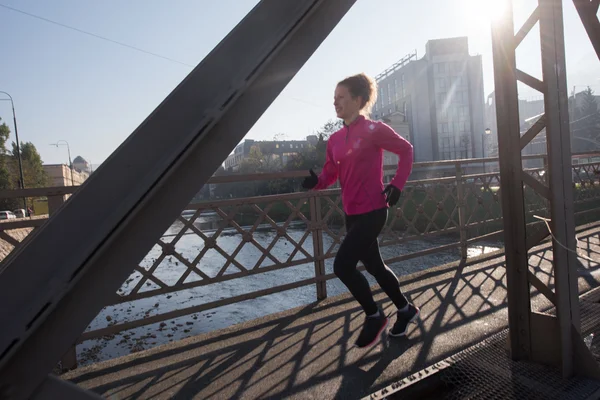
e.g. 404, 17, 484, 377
0, 152, 599, 369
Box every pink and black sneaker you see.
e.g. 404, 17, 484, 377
355, 309, 389, 348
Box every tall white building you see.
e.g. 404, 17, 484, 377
373, 37, 486, 163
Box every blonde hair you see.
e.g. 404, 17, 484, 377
337, 73, 378, 116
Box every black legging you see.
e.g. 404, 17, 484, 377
333, 207, 408, 315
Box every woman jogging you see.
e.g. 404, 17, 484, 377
302, 73, 418, 348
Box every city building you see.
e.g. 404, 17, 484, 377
43, 164, 89, 187
373, 37, 486, 164
223, 136, 319, 171
72, 156, 91, 174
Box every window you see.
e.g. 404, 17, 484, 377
439, 109, 448, 120
276, 144, 279, 149
451, 61, 462, 74
459, 106, 469, 119
401, 74, 406, 97
436, 63, 446, 74
437, 78, 446, 91
437, 92, 446, 106
452, 90, 468, 105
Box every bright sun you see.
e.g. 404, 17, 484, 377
462, 0, 510, 28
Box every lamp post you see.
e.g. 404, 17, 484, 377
50, 140, 74, 186
482, 128, 492, 172
0, 91, 27, 210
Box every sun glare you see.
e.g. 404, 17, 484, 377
463, 0, 509, 28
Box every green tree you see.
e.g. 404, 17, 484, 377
11, 141, 49, 188
0, 118, 19, 210
318, 119, 344, 140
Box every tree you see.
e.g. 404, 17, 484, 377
572, 86, 600, 151
10, 141, 49, 188
0, 118, 19, 210
316, 119, 343, 140
579, 87, 598, 117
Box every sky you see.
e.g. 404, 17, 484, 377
0, 0, 599, 167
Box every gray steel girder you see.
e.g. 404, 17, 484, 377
0, 0, 356, 398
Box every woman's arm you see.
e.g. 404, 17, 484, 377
314, 140, 339, 190
372, 122, 414, 190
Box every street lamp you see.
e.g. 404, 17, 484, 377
0, 91, 27, 210
50, 140, 74, 186
483, 128, 492, 172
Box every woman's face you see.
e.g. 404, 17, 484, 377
334, 84, 361, 120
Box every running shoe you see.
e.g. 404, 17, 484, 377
355, 309, 389, 348
389, 304, 420, 337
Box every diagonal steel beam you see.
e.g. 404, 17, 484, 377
0, 0, 357, 398
574, 0, 600, 60
520, 114, 546, 150
516, 69, 546, 93
515, 6, 540, 47
522, 171, 552, 200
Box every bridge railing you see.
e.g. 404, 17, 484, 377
0, 152, 598, 369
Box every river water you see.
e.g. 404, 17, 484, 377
76, 213, 502, 366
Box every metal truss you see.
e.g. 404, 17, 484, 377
0, 0, 599, 398
492, 0, 600, 378
0, 1, 356, 398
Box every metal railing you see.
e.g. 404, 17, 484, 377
0, 153, 599, 369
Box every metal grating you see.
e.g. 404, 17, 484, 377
440, 330, 600, 399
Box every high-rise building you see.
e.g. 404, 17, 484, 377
373, 37, 485, 163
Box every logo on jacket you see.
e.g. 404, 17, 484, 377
369, 123, 375, 131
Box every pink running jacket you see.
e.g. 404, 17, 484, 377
314, 116, 413, 215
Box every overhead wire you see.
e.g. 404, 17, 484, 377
0, 3, 327, 109
0, 3, 194, 68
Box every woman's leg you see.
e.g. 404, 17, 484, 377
333, 213, 380, 315
360, 214, 409, 310
360, 209, 419, 337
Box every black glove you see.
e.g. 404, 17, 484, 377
382, 184, 401, 206
302, 169, 319, 189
